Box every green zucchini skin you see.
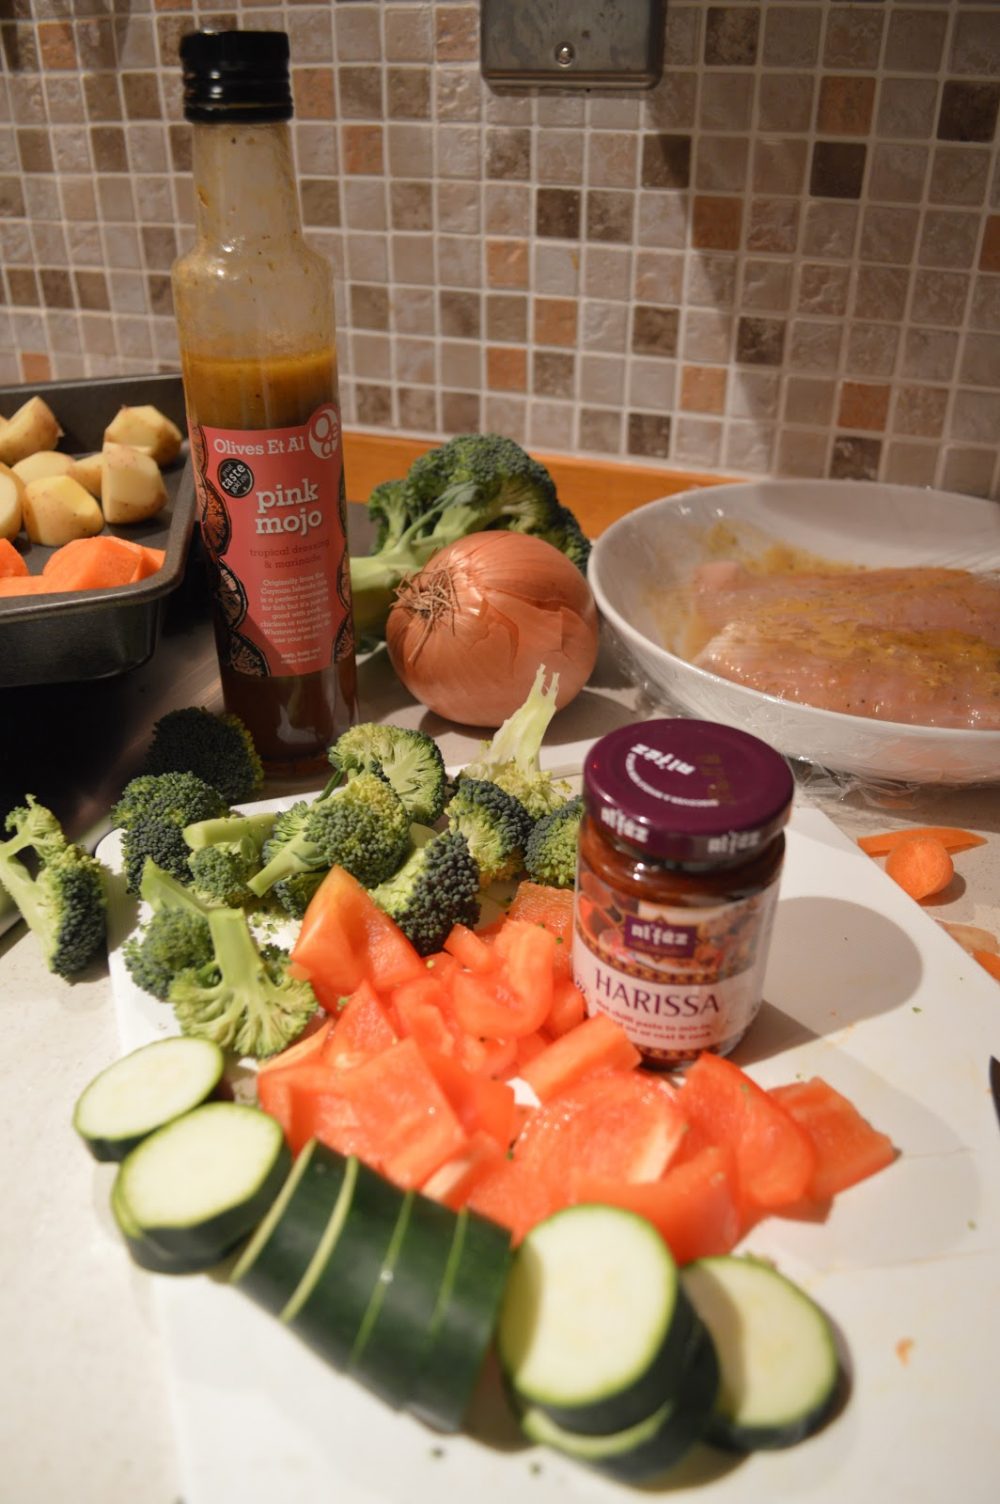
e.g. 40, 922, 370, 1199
111, 1171, 207, 1275
116, 1102, 291, 1271
347, 1189, 459, 1411
230, 1140, 350, 1315
409, 1207, 513, 1435
284, 1159, 408, 1369
520, 1325, 720, 1483
73, 1037, 225, 1163
682, 1255, 841, 1452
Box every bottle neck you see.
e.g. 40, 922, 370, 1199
190, 118, 302, 250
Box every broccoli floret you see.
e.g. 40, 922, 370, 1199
142, 707, 264, 804
444, 778, 534, 888
350, 433, 587, 638
123, 906, 214, 1001
182, 811, 276, 907
247, 772, 410, 899
122, 818, 194, 896
271, 870, 325, 920
528, 503, 592, 572
459, 664, 572, 820
0, 796, 107, 978
112, 772, 230, 832
524, 797, 583, 889
326, 723, 447, 825
139, 858, 212, 916
368, 827, 480, 956
168, 905, 317, 1059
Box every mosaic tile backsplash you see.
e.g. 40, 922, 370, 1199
2, 1, 1000, 498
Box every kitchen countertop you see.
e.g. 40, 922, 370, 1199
2, 526, 999, 1504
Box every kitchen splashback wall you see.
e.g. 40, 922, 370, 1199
1, 1, 999, 499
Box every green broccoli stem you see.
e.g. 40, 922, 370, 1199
0, 849, 46, 937
482, 664, 560, 770
246, 837, 319, 898
183, 812, 276, 852
206, 905, 264, 986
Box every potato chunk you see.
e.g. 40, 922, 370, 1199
68, 452, 104, 499
22, 474, 104, 546
0, 397, 62, 467
0, 464, 26, 542
12, 450, 74, 486
101, 441, 168, 524
103, 405, 183, 466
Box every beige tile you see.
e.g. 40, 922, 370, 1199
776, 428, 830, 478
724, 421, 774, 473
685, 253, 737, 310
885, 440, 939, 489
784, 377, 836, 426
673, 416, 722, 467
939, 447, 996, 498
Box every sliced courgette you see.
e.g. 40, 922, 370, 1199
116, 1101, 290, 1271
681, 1255, 841, 1451
73, 1037, 225, 1162
520, 1322, 720, 1483
347, 1189, 460, 1410
110, 1168, 207, 1275
409, 1206, 513, 1434
282, 1157, 408, 1368
230, 1139, 350, 1315
497, 1203, 697, 1436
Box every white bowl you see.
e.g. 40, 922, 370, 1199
589, 479, 1000, 786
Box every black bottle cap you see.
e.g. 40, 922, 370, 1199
181, 29, 293, 123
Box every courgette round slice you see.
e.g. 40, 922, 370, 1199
681, 1255, 841, 1451
110, 1169, 208, 1275
116, 1101, 290, 1271
73, 1037, 225, 1162
498, 1203, 697, 1436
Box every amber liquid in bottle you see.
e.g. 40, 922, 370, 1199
173, 101, 357, 775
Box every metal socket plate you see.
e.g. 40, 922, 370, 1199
481, 0, 664, 89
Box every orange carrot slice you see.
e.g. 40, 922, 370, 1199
973, 950, 1000, 983
0, 538, 28, 578
858, 826, 986, 856
884, 836, 955, 901
0, 576, 48, 596
43, 535, 151, 591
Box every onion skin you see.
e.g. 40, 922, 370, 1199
386, 531, 600, 727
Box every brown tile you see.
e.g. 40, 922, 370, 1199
951, 390, 1000, 443
736, 316, 786, 366
885, 8, 948, 73
632, 305, 679, 357
742, 260, 793, 313
534, 297, 577, 347
860, 206, 919, 265
845, 323, 900, 379
940, 447, 996, 499
20, 353, 52, 384
339, 65, 383, 119
168, 123, 192, 174
579, 409, 623, 454
853, 265, 910, 322
441, 391, 481, 433
487, 128, 531, 182
752, 138, 808, 196
641, 134, 691, 190
627, 413, 672, 460
83, 72, 122, 122
91, 125, 128, 174
746, 199, 799, 255
585, 190, 633, 244
692, 195, 742, 250
293, 68, 335, 120
868, 144, 929, 204
681, 365, 727, 414
757, 74, 814, 133
535, 187, 581, 240
817, 75, 875, 137
74, 270, 109, 312
436, 5, 479, 62
6, 268, 39, 307
981, 216, 1000, 272
696, 135, 749, 193
301, 179, 340, 227
141, 225, 177, 270
533, 350, 574, 399
121, 72, 161, 121
589, 132, 639, 188
762, 6, 821, 68
700, 72, 755, 131
644, 73, 697, 132
704, 7, 760, 67
919, 210, 981, 269
486, 239, 529, 289
970, 275, 1000, 331
877, 77, 938, 141
2, 23, 39, 73
387, 66, 429, 121
665, 7, 700, 68
823, 8, 883, 70
951, 11, 1000, 79
343, 126, 384, 175
439, 289, 480, 339
938, 82, 1000, 145
398, 388, 437, 433
838, 380, 890, 432
810, 141, 866, 199
77, 19, 116, 71
885, 441, 938, 488
798, 263, 850, 318
784, 377, 836, 426
830, 436, 881, 481
487, 346, 527, 393
777, 430, 830, 478
351, 284, 390, 331
356, 384, 392, 426
789, 319, 844, 373
386, 7, 433, 64
38, 19, 77, 70
39, 268, 74, 309
17, 129, 53, 174
486, 294, 527, 342
929, 147, 990, 208
959, 333, 1000, 388
902, 327, 959, 382
146, 274, 173, 317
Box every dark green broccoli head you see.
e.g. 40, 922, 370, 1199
0, 797, 107, 979
112, 772, 230, 832
123, 907, 214, 1000
367, 477, 414, 551
122, 819, 194, 895
369, 828, 480, 956
271, 870, 324, 920
247, 774, 410, 898
524, 797, 583, 890
522, 503, 591, 573
142, 707, 263, 804
327, 723, 447, 825
438, 433, 558, 528
445, 777, 534, 888
187, 844, 258, 908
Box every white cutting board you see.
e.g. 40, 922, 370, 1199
103, 803, 1000, 1504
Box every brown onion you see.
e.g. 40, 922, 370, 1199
386, 531, 600, 727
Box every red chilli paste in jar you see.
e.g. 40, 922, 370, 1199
572, 719, 793, 1069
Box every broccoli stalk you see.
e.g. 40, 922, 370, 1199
168, 906, 317, 1059
350, 433, 589, 639
459, 665, 572, 820
0, 796, 107, 978
248, 772, 410, 899
182, 811, 276, 907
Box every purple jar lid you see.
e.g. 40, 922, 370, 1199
582, 719, 793, 864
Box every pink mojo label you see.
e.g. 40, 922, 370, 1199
192, 404, 351, 678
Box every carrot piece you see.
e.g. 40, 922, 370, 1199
130, 545, 165, 581
884, 836, 955, 900
0, 576, 48, 596
973, 950, 1000, 983
42, 535, 149, 591
0, 538, 28, 578
858, 826, 986, 856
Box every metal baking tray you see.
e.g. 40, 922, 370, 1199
0, 373, 196, 688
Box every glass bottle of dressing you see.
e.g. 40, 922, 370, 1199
573, 720, 793, 1068
172, 29, 357, 774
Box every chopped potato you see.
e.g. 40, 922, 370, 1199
12, 450, 74, 486
101, 441, 168, 524
22, 474, 104, 546
0, 463, 26, 542
68, 452, 104, 499
103, 404, 183, 466
0, 397, 62, 467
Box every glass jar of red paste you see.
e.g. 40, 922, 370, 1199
572, 719, 794, 1069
